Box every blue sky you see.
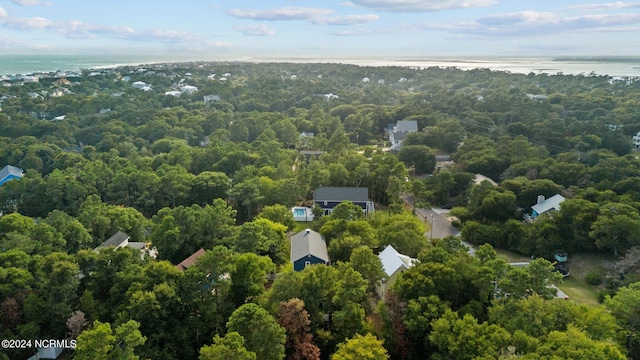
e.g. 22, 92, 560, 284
1, 0, 639, 57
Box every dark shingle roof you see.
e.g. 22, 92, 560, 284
96, 231, 130, 249
290, 229, 329, 263
394, 120, 418, 132
314, 187, 369, 202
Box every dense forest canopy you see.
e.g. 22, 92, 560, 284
1, 62, 640, 359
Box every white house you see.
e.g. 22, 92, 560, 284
165, 91, 182, 97
376, 245, 418, 299
180, 85, 198, 95
633, 131, 640, 149
204, 95, 221, 104
132, 81, 146, 88
389, 120, 419, 151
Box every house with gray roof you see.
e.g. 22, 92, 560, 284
290, 229, 329, 271
0, 165, 24, 186
313, 187, 374, 216
94, 231, 130, 250
389, 120, 418, 151
376, 245, 418, 299
93, 231, 157, 259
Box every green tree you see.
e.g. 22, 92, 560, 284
332, 333, 389, 360
605, 282, 640, 358
429, 311, 511, 360
191, 171, 231, 206
229, 178, 264, 221
331, 201, 365, 221
590, 202, 640, 256
349, 246, 386, 293
227, 303, 286, 360
398, 145, 436, 175
43, 210, 92, 253
75, 320, 146, 360
497, 258, 562, 300
230, 253, 276, 307
234, 218, 289, 265
199, 332, 257, 360
534, 325, 626, 360
258, 204, 296, 231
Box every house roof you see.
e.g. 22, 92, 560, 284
532, 194, 566, 215
0, 165, 24, 182
391, 131, 410, 143
394, 120, 418, 132
314, 187, 369, 202
176, 248, 206, 271
290, 229, 329, 263
378, 245, 417, 277
96, 231, 130, 249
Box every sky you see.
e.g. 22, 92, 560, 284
1, 0, 639, 58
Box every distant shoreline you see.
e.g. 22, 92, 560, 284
552, 56, 640, 63
1, 55, 640, 78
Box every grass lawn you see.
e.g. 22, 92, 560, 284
558, 277, 600, 306
493, 247, 615, 306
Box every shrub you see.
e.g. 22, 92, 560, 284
584, 272, 603, 286
596, 289, 617, 303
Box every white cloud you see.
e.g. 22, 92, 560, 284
350, 0, 498, 12
0, 16, 201, 43
339, 1, 357, 6
234, 24, 275, 36
567, 1, 640, 11
11, 0, 51, 6
419, 11, 640, 37
477, 11, 557, 26
0, 7, 7, 17
1, 16, 54, 29
228, 6, 334, 21
331, 27, 403, 36
312, 14, 379, 25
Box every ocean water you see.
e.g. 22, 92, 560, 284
1, 54, 640, 77
0, 54, 180, 76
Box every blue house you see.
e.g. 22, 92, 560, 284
290, 229, 329, 271
313, 187, 375, 216
0, 165, 24, 186
531, 194, 565, 220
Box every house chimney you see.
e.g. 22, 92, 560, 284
537, 195, 545, 204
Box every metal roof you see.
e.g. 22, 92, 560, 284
532, 194, 565, 215
0, 165, 24, 183
378, 245, 417, 277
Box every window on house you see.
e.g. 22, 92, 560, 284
305, 261, 311, 267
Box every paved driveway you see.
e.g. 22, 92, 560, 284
403, 195, 475, 255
